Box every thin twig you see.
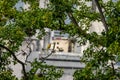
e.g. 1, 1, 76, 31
40, 43, 56, 62
25, 43, 32, 63
23, 38, 33, 64
111, 62, 115, 75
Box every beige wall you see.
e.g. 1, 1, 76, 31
51, 40, 70, 52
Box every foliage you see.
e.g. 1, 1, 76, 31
27, 59, 63, 80
73, 0, 120, 80
1, 0, 120, 80
47, 0, 120, 79
0, 70, 18, 80
0, 0, 63, 80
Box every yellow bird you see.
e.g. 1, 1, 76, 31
46, 43, 51, 50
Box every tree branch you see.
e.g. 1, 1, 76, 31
111, 62, 115, 75
67, 12, 87, 37
40, 43, 56, 62
94, 0, 108, 31
24, 39, 32, 63
0, 44, 28, 80
67, 12, 79, 27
